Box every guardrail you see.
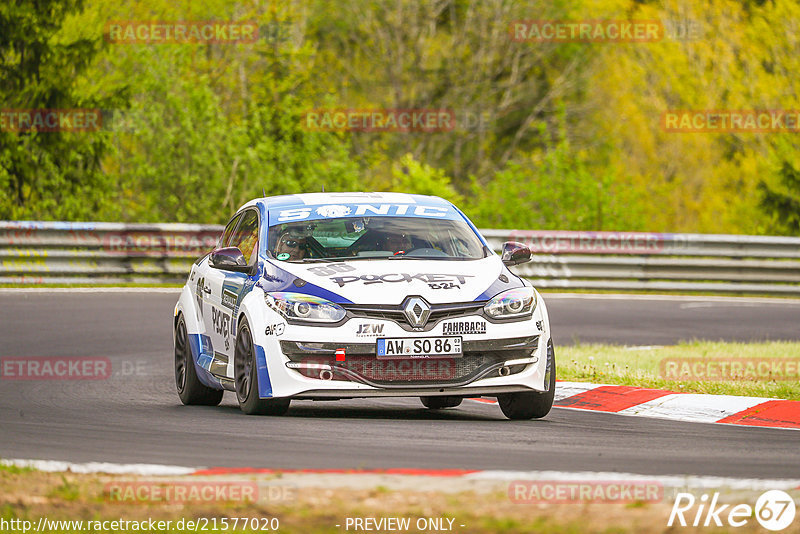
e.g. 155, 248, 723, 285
482, 230, 800, 295
0, 221, 222, 285
2, 222, 799, 295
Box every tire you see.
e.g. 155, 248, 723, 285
420, 396, 463, 409
497, 339, 556, 420
175, 315, 224, 406
234, 317, 290, 416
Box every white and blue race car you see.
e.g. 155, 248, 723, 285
173, 192, 555, 419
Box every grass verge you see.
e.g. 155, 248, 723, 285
558, 340, 800, 399
0, 466, 777, 534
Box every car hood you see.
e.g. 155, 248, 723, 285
270, 255, 512, 305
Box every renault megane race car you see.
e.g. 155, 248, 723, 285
173, 192, 555, 419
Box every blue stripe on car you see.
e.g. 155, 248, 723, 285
259, 263, 352, 304
187, 333, 223, 389
254, 344, 273, 398
474, 275, 525, 302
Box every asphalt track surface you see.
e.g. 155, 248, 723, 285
1, 291, 799, 478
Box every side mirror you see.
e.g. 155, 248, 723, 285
501, 241, 532, 266
209, 247, 250, 273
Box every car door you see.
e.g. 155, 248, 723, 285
201, 212, 244, 377
204, 208, 261, 378
193, 212, 241, 327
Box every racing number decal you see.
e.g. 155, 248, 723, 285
195, 276, 205, 318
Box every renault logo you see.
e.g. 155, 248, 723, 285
402, 296, 431, 328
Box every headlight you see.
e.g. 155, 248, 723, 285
265, 292, 346, 323
483, 287, 536, 319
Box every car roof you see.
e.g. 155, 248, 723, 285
238, 192, 454, 212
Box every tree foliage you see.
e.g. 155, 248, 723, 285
0, 0, 124, 220
2, 0, 799, 234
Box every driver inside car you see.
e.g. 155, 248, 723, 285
274, 230, 307, 261
382, 233, 413, 255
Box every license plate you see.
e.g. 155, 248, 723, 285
376, 337, 462, 359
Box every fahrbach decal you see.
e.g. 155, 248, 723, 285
442, 321, 487, 335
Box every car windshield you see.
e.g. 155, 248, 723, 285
268, 216, 485, 262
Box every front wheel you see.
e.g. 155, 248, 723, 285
174, 315, 223, 406
234, 317, 290, 416
497, 339, 556, 420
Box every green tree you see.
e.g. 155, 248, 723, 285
94, 0, 363, 222
389, 153, 462, 204
759, 161, 800, 235
0, 0, 125, 220
465, 118, 644, 231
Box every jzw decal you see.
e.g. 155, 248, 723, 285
221, 289, 237, 310
331, 273, 473, 287
265, 323, 285, 336
278, 204, 448, 222
442, 321, 486, 335
356, 323, 384, 336
308, 264, 356, 277
212, 307, 231, 340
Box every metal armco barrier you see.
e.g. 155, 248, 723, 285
0, 221, 222, 285
1, 222, 799, 294
482, 230, 800, 295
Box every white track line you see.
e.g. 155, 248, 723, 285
4, 459, 799, 491
2, 459, 194, 475
467, 470, 800, 491
617, 394, 771, 423
553, 381, 605, 401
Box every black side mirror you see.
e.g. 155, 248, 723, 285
501, 241, 532, 266
209, 247, 251, 273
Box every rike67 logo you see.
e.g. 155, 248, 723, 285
668, 490, 796, 531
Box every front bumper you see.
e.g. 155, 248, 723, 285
280, 335, 539, 388
246, 289, 553, 400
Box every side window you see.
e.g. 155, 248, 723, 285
229, 209, 260, 264
219, 213, 243, 248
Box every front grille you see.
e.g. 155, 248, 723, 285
339, 353, 498, 384
343, 301, 486, 331
288, 347, 536, 387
